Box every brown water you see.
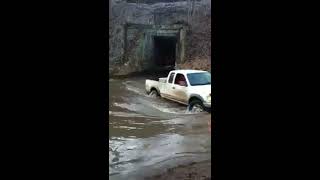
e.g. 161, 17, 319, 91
109, 76, 211, 180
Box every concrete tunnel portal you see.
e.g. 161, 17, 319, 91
125, 23, 187, 72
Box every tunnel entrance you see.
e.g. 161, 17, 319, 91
123, 23, 187, 75
154, 36, 177, 67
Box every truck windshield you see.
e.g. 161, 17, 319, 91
187, 72, 211, 86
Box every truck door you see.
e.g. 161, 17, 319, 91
170, 73, 188, 104
161, 72, 175, 99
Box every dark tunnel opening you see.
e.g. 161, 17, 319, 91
154, 36, 177, 67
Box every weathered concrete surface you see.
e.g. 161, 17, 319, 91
109, 0, 211, 76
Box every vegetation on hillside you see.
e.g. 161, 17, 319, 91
178, 0, 212, 72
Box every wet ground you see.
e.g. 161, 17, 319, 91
109, 75, 211, 180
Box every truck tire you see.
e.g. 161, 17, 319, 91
149, 89, 160, 98
188, 99, 205, 113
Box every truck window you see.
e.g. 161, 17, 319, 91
168, 72, 175, 83
187, 72, 211, 86
174, 73, 187, 87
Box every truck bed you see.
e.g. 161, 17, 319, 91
145, 77, 167, 94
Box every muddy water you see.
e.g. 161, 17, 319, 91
109, 75, 211, 180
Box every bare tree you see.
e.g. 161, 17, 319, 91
187, 0, 191, 24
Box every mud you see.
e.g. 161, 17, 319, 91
145, 161, 211, 180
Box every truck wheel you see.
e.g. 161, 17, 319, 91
188, 99, 205, 113
149, 89, 160, 98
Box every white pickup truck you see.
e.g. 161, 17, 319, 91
145, 70, 211, 112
